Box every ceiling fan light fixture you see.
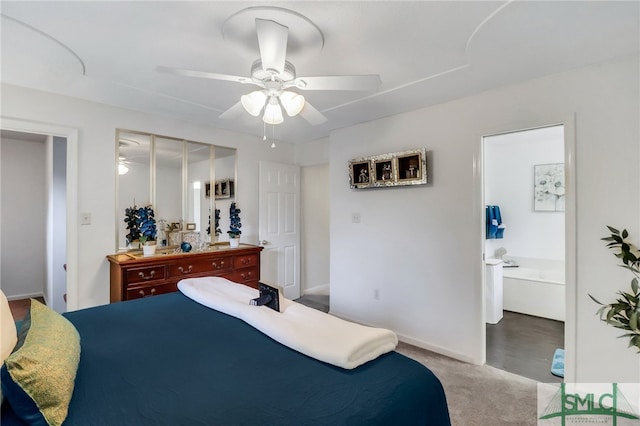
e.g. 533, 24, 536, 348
279, 91, 305, 117
241, 90, 267, 116
263, 97, 284, 124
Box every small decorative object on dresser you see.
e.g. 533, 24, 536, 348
107, 244, 263, 302
228, 202, 242, 248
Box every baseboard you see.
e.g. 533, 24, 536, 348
329, 310, 479, 365
5, 292, 44, 302
303, 284, 329, 296
396, 334, 480, 365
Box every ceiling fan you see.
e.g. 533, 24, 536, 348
157, 17, 381, 126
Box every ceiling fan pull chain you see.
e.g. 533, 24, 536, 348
271, 124, 276, 149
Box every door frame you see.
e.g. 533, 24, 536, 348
1, 117, 79, 311
476, 115, 577, 382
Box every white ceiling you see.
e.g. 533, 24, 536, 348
1, 1, 638, 144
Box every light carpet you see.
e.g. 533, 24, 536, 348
395, 342, 538, 426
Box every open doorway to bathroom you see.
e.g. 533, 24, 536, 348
483, 125, 565, 383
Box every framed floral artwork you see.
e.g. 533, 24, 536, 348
534, 163, 565, 211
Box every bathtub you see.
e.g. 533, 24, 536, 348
502, 258, 565, 321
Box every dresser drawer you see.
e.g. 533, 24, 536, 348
233, 254, 258, 269
226, 267, 259, 286
125, 265, 166, 284
126, 282, 177, 300
168, 256, 232, 278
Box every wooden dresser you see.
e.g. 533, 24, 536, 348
107, 244, 263, 303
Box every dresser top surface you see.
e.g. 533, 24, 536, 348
107, 244, 262, 265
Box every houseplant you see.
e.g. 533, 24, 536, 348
137, 205, 157, 256
228, 202, 242, 248
214, 208, 222, 242
589, 226, 640, 352
124, 204, 141, 248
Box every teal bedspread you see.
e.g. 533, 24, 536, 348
2, 292, 450, 425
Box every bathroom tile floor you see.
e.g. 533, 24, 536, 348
487, 310, 564, 383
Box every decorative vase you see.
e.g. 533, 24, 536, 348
229, 237, 240, 248
142, 244, 156, 256
181, 242, 192, 253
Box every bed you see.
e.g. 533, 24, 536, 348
1, 279, 450, 425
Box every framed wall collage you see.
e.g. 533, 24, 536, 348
348, 148, 427, 189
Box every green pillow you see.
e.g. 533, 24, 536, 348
0, 299, 80, 426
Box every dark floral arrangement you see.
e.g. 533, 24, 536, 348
124, 204, 157, 246
214, 208, 222, 236
137, 205, 157, 244
124, 204, 140, 245
228, 202, 242, 238
590, 226, 640, 352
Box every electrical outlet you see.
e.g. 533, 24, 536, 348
352, 212, 361, 223
80, 212, 91, 225
374, 289, 380, 300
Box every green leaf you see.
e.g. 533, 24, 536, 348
634, 278, 640, 295
607, 225, 620, 235
631, 311, 639, 331
588, 294, 603, 305
606, 319, 627, 328
622, 229, 629, 239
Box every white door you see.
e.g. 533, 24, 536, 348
259, 161, 301, 300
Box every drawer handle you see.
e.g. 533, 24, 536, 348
138, 270, 156, 280
240, 258, 252, 265
178, 265, 193, 274
139, 288, 156, 297
240, 271, 252, 279
212, 261, 225, 269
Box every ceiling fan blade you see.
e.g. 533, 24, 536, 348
299, 101, 328, 126
255, 18, 288, 74
157, 66, 254, 85
289, 75, 381, 92
219, 101, 246, 120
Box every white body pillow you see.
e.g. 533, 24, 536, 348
178, 277, 398, 369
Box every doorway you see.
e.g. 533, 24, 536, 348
0, 118, 79, 311
1, 130, 67, 312
482, 124, 570, 382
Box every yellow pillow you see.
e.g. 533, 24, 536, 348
0, 289, 18, 404
1, 299, 80, 426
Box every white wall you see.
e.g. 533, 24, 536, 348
1, 83, 295, 309
330, 54, 639, 383
301, 164, 330, 294
1, 137, 46, 299
485, 126, 565, 261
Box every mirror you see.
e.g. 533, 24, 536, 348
117, 131, 151, 249
116, 129, 236, 251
